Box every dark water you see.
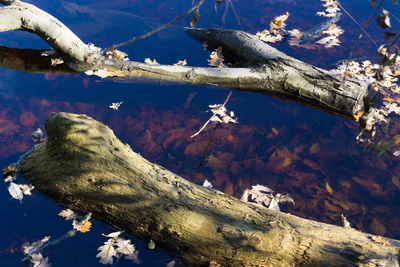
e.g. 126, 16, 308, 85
1, 0, 400, 266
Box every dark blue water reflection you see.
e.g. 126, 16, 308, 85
1, 0, 400, 266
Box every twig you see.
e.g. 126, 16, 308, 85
190, 91, 232, 138
341, 0, 385, 87
102, 0, 205, 53
336, 0, 377, 46
193, 122, 219, 180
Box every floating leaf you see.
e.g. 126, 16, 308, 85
115, 238, 135, 256
80, 221, 92, 233
109, 101, 123, 110
97, 239, 117, 265
147, 239, 155, 250
144, 58, 159, 65
30, 252, 51, 267
353, 111, 363, 121
125, 250, 141, 264
3, 163, 17, 178
376, 10, 391, 28
19, 184, 34, 195
341, 214, 351, 228
8, 182, 23, 202
23, 236, 50, 256
208, 47, 226, 68
173, 59, 187, 66
105, 231, 124, 239
202, 179, 213, 188
58, 209, 77, 220
268, 197, 280, 211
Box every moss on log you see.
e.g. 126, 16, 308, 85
18, 113, 400, 266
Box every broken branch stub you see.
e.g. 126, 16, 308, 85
18, 112, 400, 266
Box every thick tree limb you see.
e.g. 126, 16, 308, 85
18, 113, 400, 266
0, 0, 368, 119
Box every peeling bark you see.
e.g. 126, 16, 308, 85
0, 0, 368, 119
18, 113, 400, 267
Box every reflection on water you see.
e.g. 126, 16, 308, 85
1, 0, 400, 266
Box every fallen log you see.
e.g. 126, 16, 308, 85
0, 0, 368, 119
18, 112, 400, 266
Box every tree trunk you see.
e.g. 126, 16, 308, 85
18, 112, 400, 267
0, 0, 367, 119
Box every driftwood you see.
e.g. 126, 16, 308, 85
0, 0, 368, 119
18, 112, 400, 266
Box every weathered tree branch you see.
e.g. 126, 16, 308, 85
0, 0, 368, 119
18, 113, 400, 266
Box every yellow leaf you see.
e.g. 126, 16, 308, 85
80, 221, 92, 233
353, 111, 364, 121
383, 96, 395, 102
326, 182, 333, 195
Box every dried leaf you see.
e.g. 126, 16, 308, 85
341, 214, 351, 228
97, 239, 117, 265
109, 101, 123, 110
85, 68, 127, 78
51, 58, 64, 66
105, 231, 124, 239
30, 253, 51, 267
23, 236, 50, 256
115, 238, 135, 255
325, 182, 333, 195
173, 59, 187, 66
190, 8, 200, 28
353, 111, 364, 121
208, 47, 226, 68
147, 239, 155, 250
209, 260, 221, 267
202, 179, 213, 188
3, 163, 17, 178
144, 58, 160, 65
125, 250, 141, 264
268, 197, 280, 211
371, 235, 390, 245
58, 209, 77, 220
377, 10, 391, 28
8, 182, 23, 202
79, 221, 92, 233
19, 184, 34, 195
105, 49, 129, 61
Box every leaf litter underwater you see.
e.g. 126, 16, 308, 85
1, 0, 400, 266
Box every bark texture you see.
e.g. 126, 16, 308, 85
0, 0, 367, 119
18, 113, 400, 267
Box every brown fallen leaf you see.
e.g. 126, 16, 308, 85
325, 182, 333, 195
371, 235, 390, 245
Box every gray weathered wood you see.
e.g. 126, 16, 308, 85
0, 0, 368, 119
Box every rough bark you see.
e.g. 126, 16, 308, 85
0, 0, 368, 119
18, 112, 400, 267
